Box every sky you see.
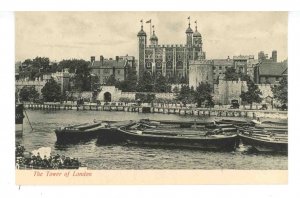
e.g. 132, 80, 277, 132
15, 12, 288, 62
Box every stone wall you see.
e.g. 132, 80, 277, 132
213, 79, 248, 105
96, 86, 175, 102
189, 59, 214, 88
15, 80, 47, 96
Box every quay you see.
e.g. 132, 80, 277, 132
23, 102, 288, 119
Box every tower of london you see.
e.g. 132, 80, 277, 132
137, 18, 206, 81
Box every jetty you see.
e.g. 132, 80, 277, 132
22, 102, 287, 119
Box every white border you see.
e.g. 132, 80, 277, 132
1, 4, 300, 198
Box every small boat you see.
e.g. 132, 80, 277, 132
215, 119, 253, 127
55, 121, 111, 142
149, 119, 214, 128
238, 133, 288, 153
105, 122, 239, 151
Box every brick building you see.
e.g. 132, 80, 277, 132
89, 56, 133, 84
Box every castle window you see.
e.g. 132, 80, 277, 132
156, 62, 162, 68
146, 62, 152, 69
176, 61, 183, 69
104, 69, 110, 74
219, 66, 222, 70
166, 61, 172, 69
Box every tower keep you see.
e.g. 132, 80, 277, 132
137, 18, 206, 82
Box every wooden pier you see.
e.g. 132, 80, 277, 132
23, 102, 288, 119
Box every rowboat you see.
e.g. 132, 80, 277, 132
238, 133, 288, 153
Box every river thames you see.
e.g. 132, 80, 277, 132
16, 110, 288, 170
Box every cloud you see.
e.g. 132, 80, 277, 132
15, 12, 288, 62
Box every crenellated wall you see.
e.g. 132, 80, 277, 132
213, 79, 248, 105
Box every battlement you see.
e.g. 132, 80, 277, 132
218, 79, 247, 85
16, 80, 47, 86
233, 55, 255, 60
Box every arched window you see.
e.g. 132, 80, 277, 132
146, 62, 152, 69
156, 61, 162, 68
166, 61, 172, 69
176, 61, 183, 69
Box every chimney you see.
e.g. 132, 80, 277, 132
272, 50, 277, 62
116, 56, 119, 62
91, 56, 95, 62
100, 55, 104, 66
112, 66, 116, 76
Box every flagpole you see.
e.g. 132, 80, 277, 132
150, 20, 152, 36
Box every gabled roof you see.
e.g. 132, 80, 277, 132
259, 61, 287, 76
89, 59, 126, 69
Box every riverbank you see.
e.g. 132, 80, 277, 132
22, 102, 287, 120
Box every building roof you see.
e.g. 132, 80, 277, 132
185, 25, 193, 34
213, 59, 234, 66
89, 59, 126, 69
193, 31, 201, 37
137, 26, 147, 36
150, 31, 158, 41
259, 61, 288, 76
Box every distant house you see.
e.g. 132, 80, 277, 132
212, 58, 234, 83
255, 60, 287, 84
88, 55, 133, 85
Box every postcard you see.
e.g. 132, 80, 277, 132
15, 11, 288, 184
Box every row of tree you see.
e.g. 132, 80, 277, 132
18, 78, 63, 103
17, 57, 288, 108
176, 83, 214, 107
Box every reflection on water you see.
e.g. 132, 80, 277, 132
16, 110, 288, 170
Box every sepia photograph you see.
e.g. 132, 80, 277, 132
14, 11, 288, 183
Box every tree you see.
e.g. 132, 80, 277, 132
19, 86, 40, 102
240, 79, 262, 109
41, 78, 62, 102
118, 66, 137, 92
154, 74, 171, 93
176, 85, 194, 104
74, 64, 91, 91
194, 82, 214, 107
32, 57, 50, 73
272, 76, 288, 105
137, 71, 154, 92
172, 86, 180, 93
224, 67, 240, 81
224, 67, 249, 81
106, 75, 117, 86
58, 59, 91, 91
